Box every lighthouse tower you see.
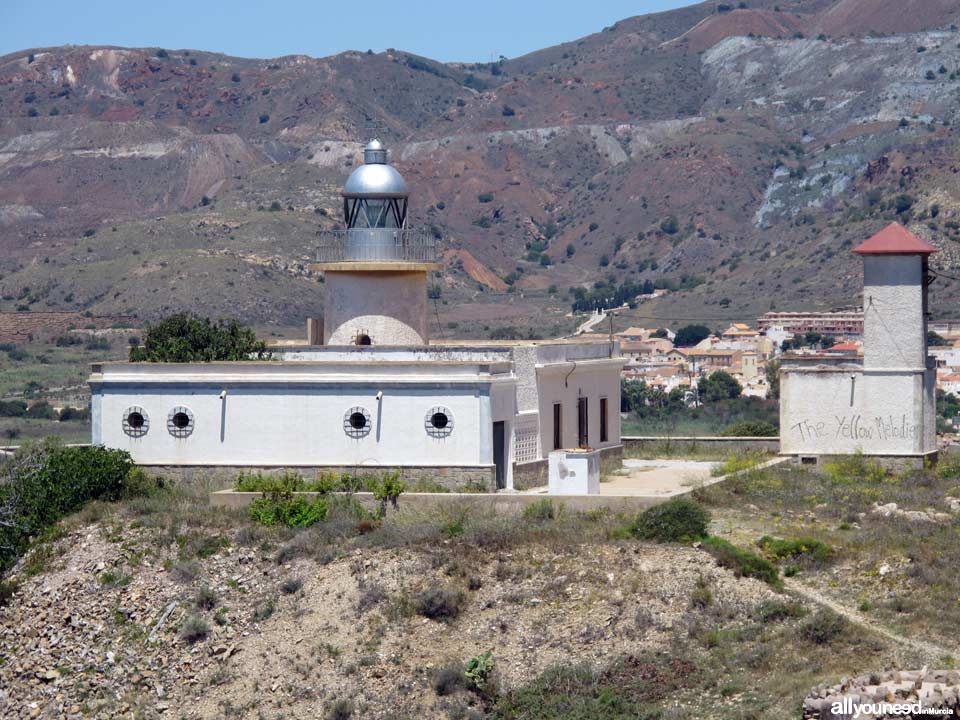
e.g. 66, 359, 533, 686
315, 139, 440, 346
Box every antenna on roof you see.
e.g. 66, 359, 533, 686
361, 119, 383, 142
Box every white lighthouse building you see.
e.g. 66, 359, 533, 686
89, 139, 624, 490
780, 222, 938, 463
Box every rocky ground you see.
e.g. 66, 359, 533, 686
5, 458, 955, 719
0, 507, 777, 719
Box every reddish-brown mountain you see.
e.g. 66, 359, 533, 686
2, 0, 960, 334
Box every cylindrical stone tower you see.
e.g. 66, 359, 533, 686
314, 139, 440, 346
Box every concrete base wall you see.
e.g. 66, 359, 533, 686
785, 452, 938, 472
142, 464, 496, 492
513, 444, 623, 491
622, 436, 781, 455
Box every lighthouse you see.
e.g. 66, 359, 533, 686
315, 138, 441, 346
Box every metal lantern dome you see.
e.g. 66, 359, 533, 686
342, 139, 409, 230
317, 137, 436, 264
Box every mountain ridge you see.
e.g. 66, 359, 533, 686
3, 0, 960, 332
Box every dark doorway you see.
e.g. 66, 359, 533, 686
600, 397, 608, 443
577, 397, 589, 448
493, 421, 506, 490
552, 402, 562, 450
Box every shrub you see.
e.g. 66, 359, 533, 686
659, 216, 679, 234
281, 576, 303, 594
477, 192, 494, 203
433, 662, 466, 695
58, 407, 89, 422
179, 614, 210, 643
757, 536, 834, 566
0, 400, 26, 417
0, 579, 18, 607
702, 537, 782, 589
798, 608, 847, 645
327, 699, 354, 720
236, 471, 305, 493
170, 560, 201, 583
0, 442, 133, 572
25, 402, 55, 420
465, 650, 494, 691
252, 599, 275, 622
630, 497, 710, 543
369, 472, 405, 517
689, 577, 712, 609
501, 105, 515, 117
250, 491, 329, 528
414, 586, 464, 621
521, 498, 556, 522
719, 421, 777, 437
754, 599, 805, 622
194, 586, 218, 610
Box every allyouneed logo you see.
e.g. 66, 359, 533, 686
830, 697, 954, 717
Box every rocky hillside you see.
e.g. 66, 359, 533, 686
3, 0, 960, 330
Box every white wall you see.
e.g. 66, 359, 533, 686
91, 363, 499, 467
863, 255, 926, 370
536, 360, 623, 453
780, 367, 935, 456
324, 270, 428, 345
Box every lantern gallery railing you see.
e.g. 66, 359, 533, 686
317, 229, 440, 263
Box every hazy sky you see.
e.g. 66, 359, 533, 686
1, 1, 697, 63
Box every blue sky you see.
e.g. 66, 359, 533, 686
1, 1, 696, 63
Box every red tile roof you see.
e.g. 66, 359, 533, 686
852, 222, 938, 256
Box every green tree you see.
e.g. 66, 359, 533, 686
928, 330, 950, 346
674, 324, 711, 347
766, 359, 781, 400
699, 370, 742, 402
129, 313, 271, 362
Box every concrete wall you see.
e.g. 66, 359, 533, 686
862, 255, 926, 370
324, 270, 428, 345
621, 436, 781, 455
780, 365, 935, 456
90, 362, 499, 467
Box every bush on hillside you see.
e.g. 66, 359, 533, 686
757, 535, 834, 566
414, 586, 464, 621
630, 497, 710, 543
129, 312, 270, 362
701, 536, 782, 589
0, 441, 133, 572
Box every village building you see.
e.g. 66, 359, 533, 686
779, 223, 937, 463
89, 140, 623, 491
757, 309, 864, 338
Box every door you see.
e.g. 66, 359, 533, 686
493, 421, 506, 490
577, 397, 589, 448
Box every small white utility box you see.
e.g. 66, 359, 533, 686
548, 449, 600, 495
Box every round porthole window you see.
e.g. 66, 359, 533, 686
344, 406, 371, 438
167, 406, 195, 438
122, 406, 149, 438
425, 406, 454, 438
